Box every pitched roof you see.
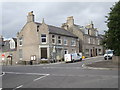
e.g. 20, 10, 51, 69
12, 38, 17, 42
35, 22, 77, 38
2, 40, 10, 52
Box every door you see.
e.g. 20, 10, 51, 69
41, 48, 47, 59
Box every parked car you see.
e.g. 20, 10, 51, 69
104, 50, 114, 60
64, 53, 82, 63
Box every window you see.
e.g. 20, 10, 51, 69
71, 40, 76, 46
85, 49, 89, 55
52, 35, 55, 44
88, 38, 90, 44
98, 39, 100, 45
58, 36, 62, 45
19, 49, 23, 59
30, 55, 36, 60
93, 39, 95, 44
10, 41, 15, 49
41, 34, 47, 43
99, 49, 102, 54
64, 49, 68, 54
64, 38, 67, 45
19, 37, 23, 46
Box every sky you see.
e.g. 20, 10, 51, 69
1, 1, 116, 38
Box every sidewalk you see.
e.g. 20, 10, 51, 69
84, 60, 119, 70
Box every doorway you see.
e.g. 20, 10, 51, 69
41, 48, 47, 59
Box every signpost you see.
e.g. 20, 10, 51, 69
1, 54, 5, 65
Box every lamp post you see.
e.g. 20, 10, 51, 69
53, 46, 56, 63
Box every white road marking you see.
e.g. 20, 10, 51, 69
5, 72, 49, 76
15, 85, 23, 89
43, 67, 83, 69
51, 74, 118, 78
33, 74, 49, 81
0, 72, 5, 77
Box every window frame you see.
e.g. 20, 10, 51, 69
71, 39, 76, 46
41, 34, 47, 44
57, 36, 62, 45
52, 35, 56, 44
64, 38, 67, 45
19, 37, 23, 46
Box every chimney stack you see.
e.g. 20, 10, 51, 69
27, 11, 34, 23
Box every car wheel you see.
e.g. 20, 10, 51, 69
104, 58, 107, 60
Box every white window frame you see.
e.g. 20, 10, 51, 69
10, 40, 15, 49
64, 49, 68, 54
98, 39, 100, 45
58, 36, 62, 45
64, 38, 67, 45
93, 39, 95, 44
88, 38, 90, 44
71, 39, 76, 46
85, 49, 89, 54
52, 35, 56, 44
19, 37, 23, 46
19, 49, 23, 60
41, 34, 47, 44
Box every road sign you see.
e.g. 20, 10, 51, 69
1, 54, 5, 57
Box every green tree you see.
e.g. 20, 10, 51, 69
103, 1, 120, 56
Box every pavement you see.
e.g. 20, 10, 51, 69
83, 59, 119, 70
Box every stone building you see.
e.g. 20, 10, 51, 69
17, 11, 79, 64
0, 36, 17, 65
61, 16, 104, 57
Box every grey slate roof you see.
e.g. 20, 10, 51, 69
48, 25, 77, 38
35, 22, 77, 38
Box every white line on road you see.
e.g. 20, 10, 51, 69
5, 72, 50, 76
33, 74, 49, 81
15, 85, 23, 89
43, 67, 83, 69
0, 72, 5, 77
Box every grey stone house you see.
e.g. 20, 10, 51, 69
17, 11, 79, 64
0, 36, 17, 65
61, 16, 104, 57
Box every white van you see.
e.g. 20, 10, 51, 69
104, 50, 114, 60
64, 53, 82, 63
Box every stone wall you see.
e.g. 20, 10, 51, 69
112, 56, 120, 64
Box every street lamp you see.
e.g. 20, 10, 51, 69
53, 46, 56, 63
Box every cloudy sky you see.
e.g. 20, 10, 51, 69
2, 2, 116, 38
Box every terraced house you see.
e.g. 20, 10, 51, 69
62, 16, 104, 57
17, 11, 79, 64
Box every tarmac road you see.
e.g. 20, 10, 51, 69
2, 56, 118, 89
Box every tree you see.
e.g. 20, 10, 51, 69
103, 1, 120, 56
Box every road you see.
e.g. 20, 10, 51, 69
2, 56, 118, 89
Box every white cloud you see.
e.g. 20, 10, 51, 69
2, 2, 115, 38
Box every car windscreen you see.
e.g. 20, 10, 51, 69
106, 51, 113, 54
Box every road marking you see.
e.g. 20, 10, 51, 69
15, 85, 23, 88
51, 74, 118, 78
43, 67, 83, 69
13, 85, 23, 90
33, 74, 49, 81
0, 72, 5, 77
5, 72, 49, 76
